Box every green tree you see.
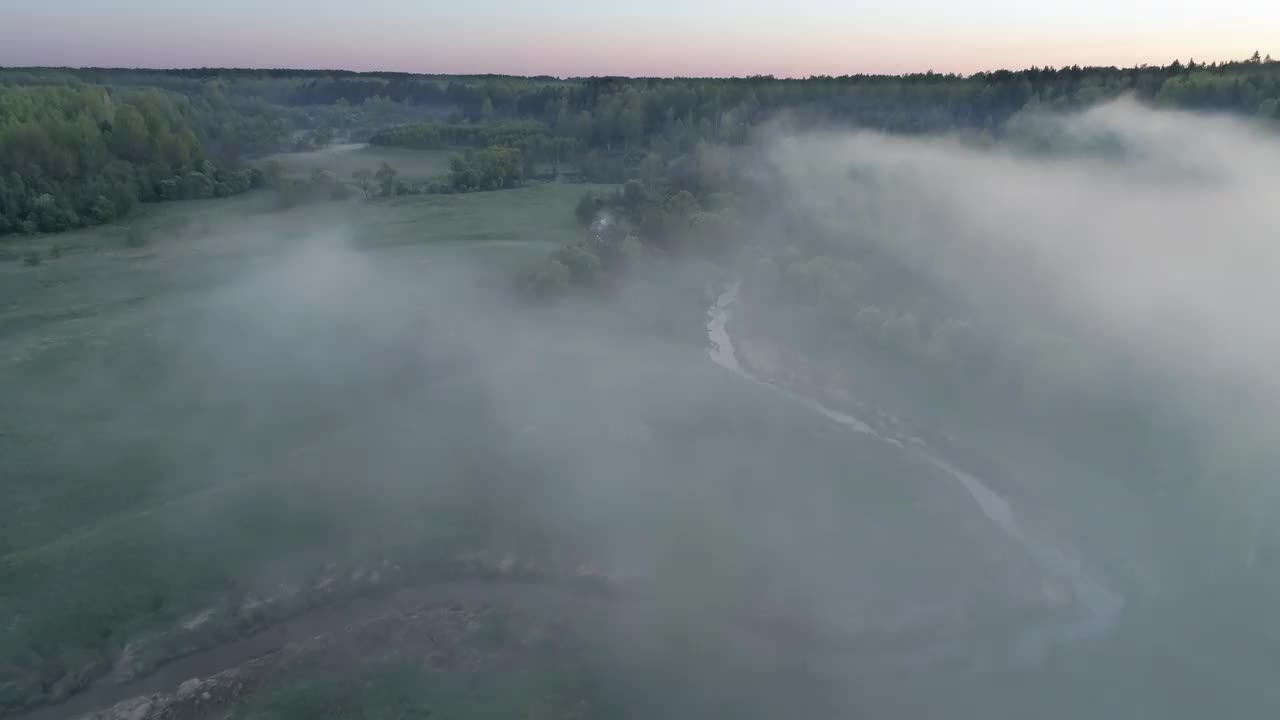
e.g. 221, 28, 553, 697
528, 258, 571, 296
375, 162, 399, 197
621, 179, 650, 214
620, 99, 645, 148
351, 169, 373, 199
88, 194, 115, 223
663, 190, 700, 227
554, 244, 603, 286
31, 193, 76, 232
109, 105, 150, 163
448, 146, 523, 191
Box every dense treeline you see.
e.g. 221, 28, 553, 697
0, 85, 269, 234
4, 55, 1277, 234
368, 55, 1280, 197
169, 56, 1280, 129
370, 120, 550, 150
448, 146, 525, 191
0, 73, 426, 235
13, 58, 1280, 146
53, 55, 1273, 133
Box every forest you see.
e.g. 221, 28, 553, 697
2, 55, 1278, 235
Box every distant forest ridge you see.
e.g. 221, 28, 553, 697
2, 54, 1278, 235
2, 51, 1276, 80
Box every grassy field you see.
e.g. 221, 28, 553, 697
260, 144, 453, 183
0, 175, 616, 711
0, 156, 937, 716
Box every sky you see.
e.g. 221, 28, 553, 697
0, 0, 1275, 77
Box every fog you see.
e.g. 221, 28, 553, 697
25, 99, 1280, 719
769, 98, 1280, 394
741, 99, 1280, 714
180, 105, 1276, 715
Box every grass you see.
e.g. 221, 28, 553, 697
222, 603, 840, 720
0, 169, 614, 712
0, 182, 604, 548
260, 144, 453, 183
0, 151, 933, 716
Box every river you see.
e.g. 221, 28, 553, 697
706, 280, 1124, 664
14, 279, 1129, 720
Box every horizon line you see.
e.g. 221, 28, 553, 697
2, 53, 1274, 82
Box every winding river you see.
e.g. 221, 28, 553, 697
706, 280, 1124, 663
16, 280, 1130, 720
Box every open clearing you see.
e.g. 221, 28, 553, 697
259, 143, 453, 182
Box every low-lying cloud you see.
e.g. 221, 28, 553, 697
767, 99, 1280, 402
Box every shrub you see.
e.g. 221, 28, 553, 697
574, 191, 599, 225
554, 244, 603, 286
526, 258, 571, 296
31, 194, 77, 233
451, 146, 524, 192
88, 195, 116, 224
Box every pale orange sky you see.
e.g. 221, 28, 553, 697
0, 0, 1275, 76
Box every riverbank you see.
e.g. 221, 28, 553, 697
28, 567, 1015, 720
706, 279, 1125, 665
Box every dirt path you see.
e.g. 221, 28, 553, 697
12, 580, 613, 720
15, 572, 1021, 720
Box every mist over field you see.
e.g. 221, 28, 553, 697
770, 99, 1280, 391
128, 101, 1280, 717
760, 99, 1280, 558
4, 64, 1280, 720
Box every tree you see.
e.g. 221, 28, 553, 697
88, 194, 115, 223
450, 154, 479, 191
527, 258, 570, 296
351, 169, 373, 199
31, 193, 76, 233
448, 146, 523, 192
109, 105, 150, 163
554, 244, 603, 286
663, 190, 700, 224
621, 179, 650, 214
375, 162, 398, 197
620, 99, 645, 148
